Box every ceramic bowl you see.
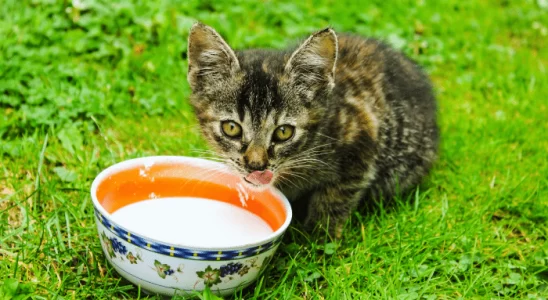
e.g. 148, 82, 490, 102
90, 156, 292, 296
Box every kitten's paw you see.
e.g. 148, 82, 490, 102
334, 223, 344, 240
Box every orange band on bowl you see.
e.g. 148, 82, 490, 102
95, 162, 286, 231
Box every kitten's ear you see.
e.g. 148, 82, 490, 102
284, 28, 338, 90
187, 23, 240, 92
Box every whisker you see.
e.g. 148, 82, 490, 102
284, 172, 313, 186
316, 132, 343, 142
176, 166, 228, 193
276, 174, 301, 190
281, 158, 332, 167
277, 157, 335, 171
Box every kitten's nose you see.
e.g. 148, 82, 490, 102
243, 145, 268, 171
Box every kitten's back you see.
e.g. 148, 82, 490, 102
333, 34, 439, 198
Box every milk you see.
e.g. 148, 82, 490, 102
110, 197, 273, 247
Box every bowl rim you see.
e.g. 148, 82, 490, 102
90, 155, 293, 251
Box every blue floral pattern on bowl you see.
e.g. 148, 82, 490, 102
97, 225, 278, 294
95, 208, 282, 261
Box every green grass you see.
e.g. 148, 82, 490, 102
1, 0, 547, 298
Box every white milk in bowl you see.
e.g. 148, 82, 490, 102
109, 197, 274, 247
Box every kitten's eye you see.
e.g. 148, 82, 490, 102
221, 121, 242, 138
273, 125, 295, 142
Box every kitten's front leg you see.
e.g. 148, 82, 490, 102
304, 184, 364, 239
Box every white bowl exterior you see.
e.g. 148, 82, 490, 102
91, 156, 291, 296
96, 219, 278, 296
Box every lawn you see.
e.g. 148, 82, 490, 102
1, 0, 547, 299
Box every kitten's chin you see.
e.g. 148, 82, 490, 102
243, 177, 270, 187
244, 170, 274, 185
242, 170, 276, 190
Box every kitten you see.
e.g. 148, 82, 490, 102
186, 23, 439, 238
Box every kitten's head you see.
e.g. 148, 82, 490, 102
187, 23, 338, 188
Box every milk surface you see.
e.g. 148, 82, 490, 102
110, 197, 273, 247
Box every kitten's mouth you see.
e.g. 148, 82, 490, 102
243, 170, 274, 186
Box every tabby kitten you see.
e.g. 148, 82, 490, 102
186, 23, 439, 238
